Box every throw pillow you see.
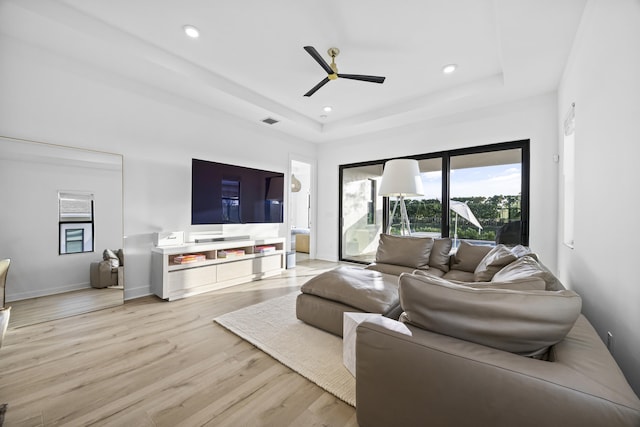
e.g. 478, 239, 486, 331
510, 244, 533, 258
375, 234, 434, 269
473, 244, 517, 281
399, 273, 582, 357
492, 255, 565, 291
428, 238, 453, 272
450, 241, 492, 273
103, 249, 120, 269
116, 249, 124, 267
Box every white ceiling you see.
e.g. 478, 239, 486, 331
1, 0, 586, 143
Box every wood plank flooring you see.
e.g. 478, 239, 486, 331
8, 287, 123, 329
0, 259, 358, 426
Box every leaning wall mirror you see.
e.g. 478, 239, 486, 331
0, 136, 124, 327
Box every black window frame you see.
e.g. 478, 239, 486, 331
338, 139, 530, 263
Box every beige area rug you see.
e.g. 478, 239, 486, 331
214, 292, 355, 407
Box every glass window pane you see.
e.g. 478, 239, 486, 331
449, 148, 522, 248
59, 191, 94, 254
389, 158, 443, 238
64, 228, 84, 253
341, 163, 384, 263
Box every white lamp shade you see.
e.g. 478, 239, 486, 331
378, 159, 424, 197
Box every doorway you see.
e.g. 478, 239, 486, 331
290, 158, 314, 261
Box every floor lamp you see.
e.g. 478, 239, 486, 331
378, 159, 424, 235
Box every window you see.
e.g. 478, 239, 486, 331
449, 148, 525, 248
339, 163, 384, 262
64, 229, 84, 253
339, 140, 529, 263
59, 192, 94, 255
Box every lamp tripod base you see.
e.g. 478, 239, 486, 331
386, 196, 412, 236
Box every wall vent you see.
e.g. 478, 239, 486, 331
262, 117, 279, 125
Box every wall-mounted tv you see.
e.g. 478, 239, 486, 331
191, 158, 284, 224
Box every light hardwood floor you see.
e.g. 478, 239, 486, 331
9, 287, 124, 329
0, 259, 359, 426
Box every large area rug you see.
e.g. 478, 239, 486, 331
214, 292, 355, 407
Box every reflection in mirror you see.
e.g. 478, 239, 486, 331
59, 192, 95, 254
0, 136, 124, 327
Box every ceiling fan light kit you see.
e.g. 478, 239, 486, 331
303, 46, 386, 97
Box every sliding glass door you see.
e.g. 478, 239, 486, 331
340, 163, 384, 263
449, 147, 527, 248
339, 140, 529, 263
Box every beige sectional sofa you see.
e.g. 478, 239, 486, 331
356, 273, 640, 426
295, 234, 640, 426
296, 234, 562, 336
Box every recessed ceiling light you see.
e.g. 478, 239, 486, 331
323, 106, 333, 113
442, 64, 457, 74
183, 25, 200, 38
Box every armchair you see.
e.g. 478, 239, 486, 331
90, 249, 124, 289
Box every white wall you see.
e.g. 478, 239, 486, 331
316, 93, 560, 269
557, 0, 640, 394
0, 34, 316, 300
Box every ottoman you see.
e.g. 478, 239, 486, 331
295, 266, 402, 336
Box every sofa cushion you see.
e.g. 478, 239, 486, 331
398, 273, 582, 357
442, 269, 475, 282
116, 248, 124, 266
413, 270, 546, 291
375, 234, 434, 269
454, 277, 546, 291
510, 244, 533, 258
300, 266, 400, 314
366, 263, 419, 276
450, 241, 492, 273
412, 268, 445, 279
428, 238, 452, 272
492, 255, 565, 291
103, 249, 120, 269
474, 244, 517, 281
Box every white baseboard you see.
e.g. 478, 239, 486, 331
7, 282, 91, 302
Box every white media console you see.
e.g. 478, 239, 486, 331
151, 237, 285, 301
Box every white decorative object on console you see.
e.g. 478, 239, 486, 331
154, 231, 185, 247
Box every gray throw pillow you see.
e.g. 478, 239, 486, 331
399, 273, 582, 357
103, 249, 119, 269
450, 241, 492, 273
375, 234, 434, 269
492, 255, 565, 291
116, 249, 124, 267
428, 238, 453, 272
474, 244, 517, 281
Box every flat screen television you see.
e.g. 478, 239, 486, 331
191, 158, 284, 224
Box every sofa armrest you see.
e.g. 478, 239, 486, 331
90, 261, 113, 288
355, 316, 640, 427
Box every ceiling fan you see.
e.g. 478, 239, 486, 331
303, 46, 386, 97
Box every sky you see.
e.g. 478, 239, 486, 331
418, 164, 521, 199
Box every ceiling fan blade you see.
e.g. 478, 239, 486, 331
304, 46, 335, 75
338, 74, 386, 84
304, 77, 331, 97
